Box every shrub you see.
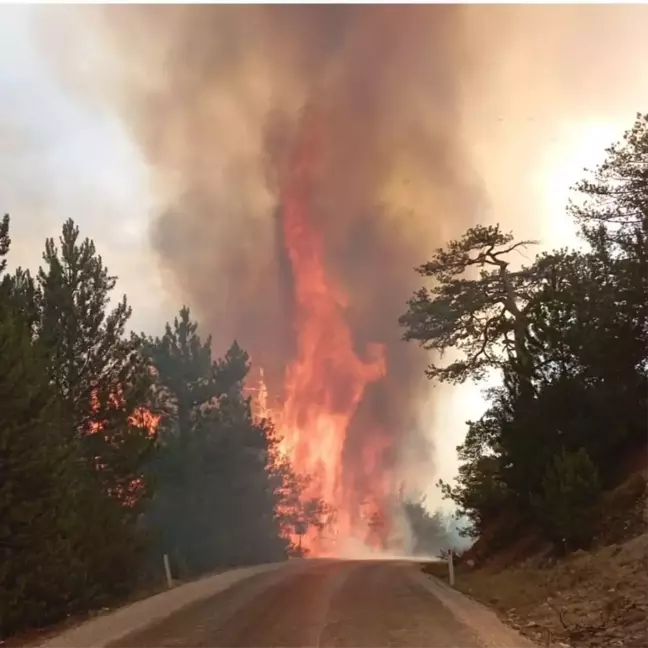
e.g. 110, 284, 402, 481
534, 448, 602, 553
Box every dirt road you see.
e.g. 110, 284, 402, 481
107, 559, 535, 648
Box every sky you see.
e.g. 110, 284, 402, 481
2, 4, 647, 509
0, 4, 169, 333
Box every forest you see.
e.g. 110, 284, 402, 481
0, 205, 445, 639
401, 113, 647, 557
0, 216, 334, 637
1, 113, 645, 640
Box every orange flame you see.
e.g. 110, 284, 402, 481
88, 389, 161, 438
87, 388, 160, 507
128, 405, 162, 437
268, 107, 388, 555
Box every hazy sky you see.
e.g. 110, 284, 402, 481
2, 4, 647, 506
0, 5, 168, 333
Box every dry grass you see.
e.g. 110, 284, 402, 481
424, 470, 648, 648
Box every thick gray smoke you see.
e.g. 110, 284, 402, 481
57, 5, 484, 502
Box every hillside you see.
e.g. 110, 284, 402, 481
424, 465, 648, 648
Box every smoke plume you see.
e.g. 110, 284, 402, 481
64, 4, 482, 548
92, 7, 480, 375
31, 4, 648, 551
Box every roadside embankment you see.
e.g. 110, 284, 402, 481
426, 534, 647, 648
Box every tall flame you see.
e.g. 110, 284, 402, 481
265, 107, 389, 555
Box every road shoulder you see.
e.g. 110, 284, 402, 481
33, 561, 293, 648
411, 567, 538, 648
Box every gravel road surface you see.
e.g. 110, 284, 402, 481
106, 559, 535, 648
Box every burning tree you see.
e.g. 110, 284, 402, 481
38, 219, 158, 510
140, 307, 291, 574
265, 106, 392, 555
34, 220, 158, 600
0, 216, 158, 636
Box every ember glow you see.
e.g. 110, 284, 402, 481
88, 389, 160, 507
88, 389, 160, 439
128, 406, 162, 437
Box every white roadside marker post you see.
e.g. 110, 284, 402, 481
163, 553, 174, 589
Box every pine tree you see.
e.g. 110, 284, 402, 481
403, 495, 452, 556
0, 282, 83, 636
399, 224, 539, 396
37, 219, 155, 510
142, 308, 288, 574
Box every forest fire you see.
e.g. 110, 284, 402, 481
90, 5, 469, 558
88, 389, 160, 507
88, 389, 161, 439
254, 108, 394, 555
128, 406, 162, 437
